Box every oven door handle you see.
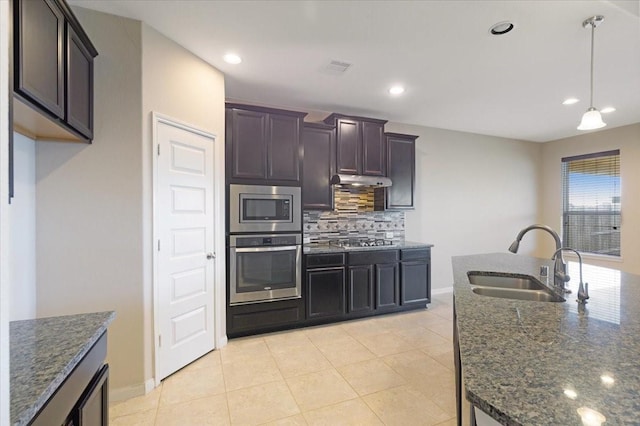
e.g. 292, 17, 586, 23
233, 245, 299, 253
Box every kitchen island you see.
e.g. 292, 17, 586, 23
10, 311, 115, 425
453, 253, 640, 425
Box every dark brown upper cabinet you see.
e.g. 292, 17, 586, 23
302, 123, 335, 210
385, 132, 418, 210
66, 23, 94, 139
15, 0, 65, 120
362, 121, 385, 176
226, 104, 307, 185
335, 118, 359, 174
13, 0, 98, 142
323, 114, 387, 177
268, 114, 301, 181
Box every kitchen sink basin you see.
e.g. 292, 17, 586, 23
471, 286, 565, 302
467, 271, 565, 303
467, 271, 547, 290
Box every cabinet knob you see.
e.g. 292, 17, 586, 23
207, 253, 215, 260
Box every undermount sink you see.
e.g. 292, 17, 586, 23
471, 286, 565, 303
467, 271, 565, 303
467, 271, 547, 290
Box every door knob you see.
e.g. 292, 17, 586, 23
207, 253, 215, 260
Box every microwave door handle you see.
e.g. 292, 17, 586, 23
234, 245, 299, 253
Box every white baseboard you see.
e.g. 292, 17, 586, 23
110, 379, 157, 403
217, 335, 228, 348
431, 286, 454, 295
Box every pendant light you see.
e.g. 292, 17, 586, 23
578, 15, 606, 130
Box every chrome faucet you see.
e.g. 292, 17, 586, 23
508, 224, 570, 292
552, 247, 589, 304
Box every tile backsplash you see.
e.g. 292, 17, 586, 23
303, 187, 405, 245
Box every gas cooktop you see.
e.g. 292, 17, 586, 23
329, 239, 396, 248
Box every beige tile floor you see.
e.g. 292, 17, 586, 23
110, 292, 458, 426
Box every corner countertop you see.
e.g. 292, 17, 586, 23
304, 240, 433, 254
452, 253, 640, 425
10, 311, 116, 426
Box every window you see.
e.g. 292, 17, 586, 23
562, 150, 620, 256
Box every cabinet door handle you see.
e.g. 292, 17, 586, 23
207, 253, 215, 260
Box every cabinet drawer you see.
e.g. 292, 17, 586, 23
401, 248, 430, 261
348, 250, 398, 265
230, 306, 302, 332
305, 253, 345, 268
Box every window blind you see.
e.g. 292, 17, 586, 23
561, 150, 620, 256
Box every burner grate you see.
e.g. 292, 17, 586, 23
330, 239, 395, 248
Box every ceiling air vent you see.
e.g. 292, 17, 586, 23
323, 60, 352, 75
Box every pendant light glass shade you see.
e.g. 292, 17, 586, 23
578, 107, 606, 130
578, 16, 606, 131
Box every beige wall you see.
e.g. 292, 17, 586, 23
540, 123, 640, 274
35, 9, 144, 395
140, 25, 226, 386
9, 133, 36, 321
35, 7, 226, 400
384, 123, 543, 291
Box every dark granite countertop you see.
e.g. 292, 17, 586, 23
304, 240, 433, 254
452, 253, 640, 425
10, 311, 115, 426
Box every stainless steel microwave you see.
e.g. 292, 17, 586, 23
229, 184, 301, 233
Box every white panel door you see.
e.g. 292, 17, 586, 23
156, 119, 215, 380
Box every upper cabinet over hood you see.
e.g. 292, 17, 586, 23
323, 114, 388, 178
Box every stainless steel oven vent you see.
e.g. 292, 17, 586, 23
330, 174, 392, 187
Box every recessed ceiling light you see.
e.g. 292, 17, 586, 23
490, 21, 515, 35
223, 53, 242, 65
389, 85, 405, 95
563, 98, 580, 105
600, 107, 616, 113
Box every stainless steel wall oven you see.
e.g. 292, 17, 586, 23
229, 234, 302, 305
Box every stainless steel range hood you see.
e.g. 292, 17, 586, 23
330, 174, 392, 187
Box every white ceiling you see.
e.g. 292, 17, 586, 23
69, 0, 640, 142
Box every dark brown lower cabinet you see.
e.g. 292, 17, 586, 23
348, 265, 374, 314
376, 263, 400, 310
33, 333, 109, 426
307, 267, 346, 319
68, 364, 109, 426
347, 250, 399, 317
400, 248, 431, 306
232, 248, 430, 335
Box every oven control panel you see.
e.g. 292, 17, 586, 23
231, 233, 302, 248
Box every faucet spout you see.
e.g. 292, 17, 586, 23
509, 224, 568, 291
509, 224, 562, 254
553, 247, 589, 303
